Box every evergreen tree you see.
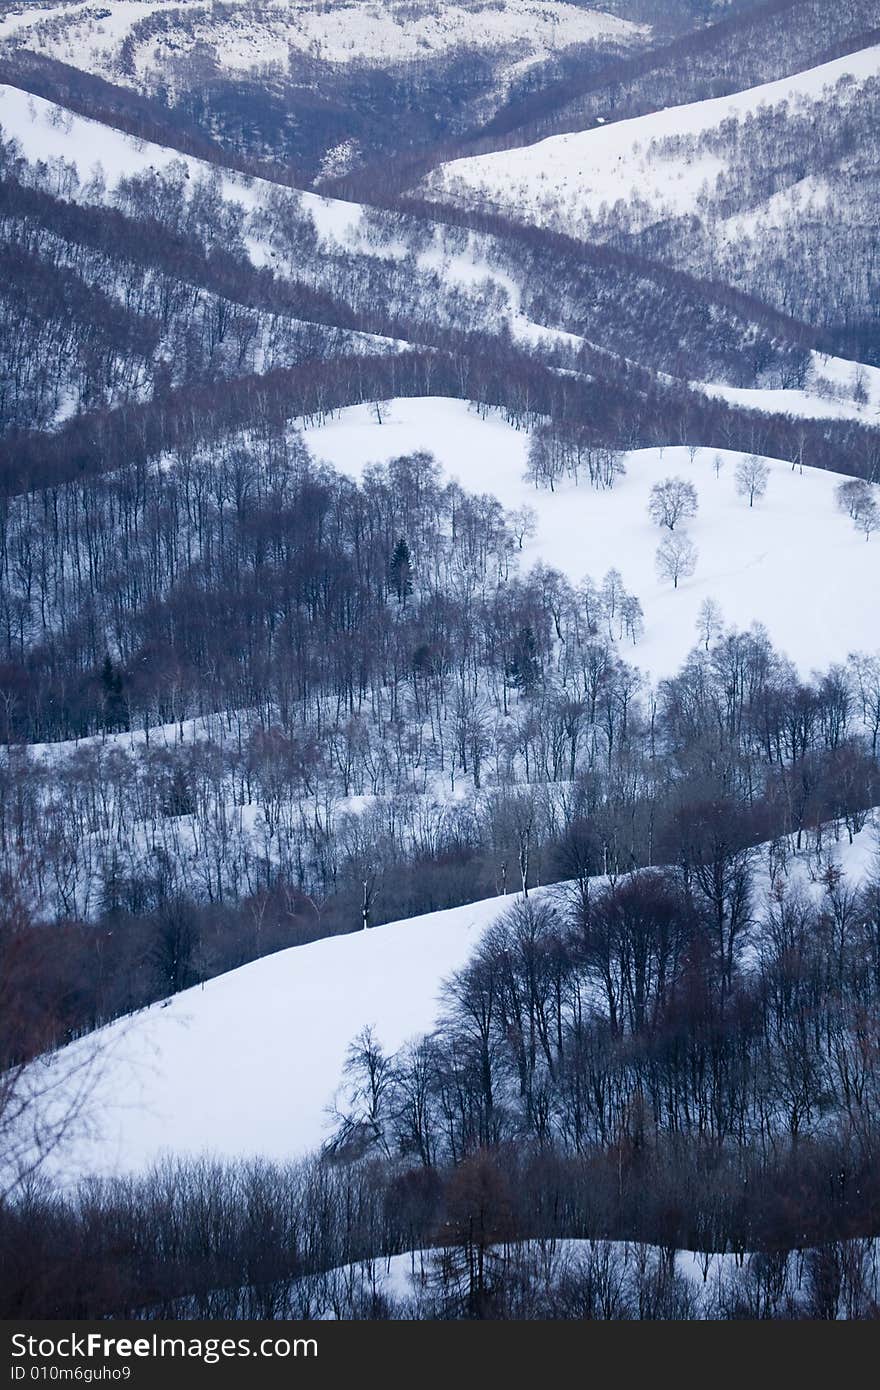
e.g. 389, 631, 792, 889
100, 655, 127, 733
389, 537, 414, 606
506, 626, 540, 695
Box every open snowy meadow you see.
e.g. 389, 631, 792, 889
306, 397, 880, 679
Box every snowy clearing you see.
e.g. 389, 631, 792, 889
697, 359, 880, 427
4, 76, 879, 417
425, 43, 880, 233
305, 397, 880, 679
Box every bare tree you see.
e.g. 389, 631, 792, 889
850, 651, 880, 758
735, 454, 770, 507
835, 478, 873, 519
656, 533, 698, 589
0, 883, 104, 1199
525, 433, 565, 492
835, 478, 880, 539
851, 365, 869, 407
857, 498, 879, 541
648, 477, 698, 532
326, 1025, 393, 1159
696, 597, 723, 651
507, 505, 537, 551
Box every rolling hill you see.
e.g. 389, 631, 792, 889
25, 816, 878, 1187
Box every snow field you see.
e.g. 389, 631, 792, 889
39, 889, 522, 1181
426, 44, 880, 234
0, 0, 646, 82
305, 397, 880, 680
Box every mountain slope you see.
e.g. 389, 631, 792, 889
424, 43, 880, 235
422, 41, 880, 358
0, 0, 649, 182
0, 1, 645, 79
307, 398, 880, 679
1, 76, 837, 398
30, 819, 878, 1184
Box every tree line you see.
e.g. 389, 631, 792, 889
1, 431, 877, 1049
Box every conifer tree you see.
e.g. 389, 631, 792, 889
389, 537, 414, 606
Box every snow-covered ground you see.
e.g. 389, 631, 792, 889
0, 80, 585, 353
425, 43, 880, 233
40, 890, 518, 1181
4, 75, 879, 418
27, 820, 878, 1184
285, 1238, 880, 1318
698, 352, 880, 426
0, 0, 645, 84
305, 397, 880, 679
0, 79, 363, 242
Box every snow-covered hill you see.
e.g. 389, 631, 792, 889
0, 79, 585, 354
424, 42, 880, 235
305, 397, 880, 679
696, 361, 880, 427
4, 75, 878, 416
0, 78, 362, 240
43, 890, 513, 1181
0, 0, 646, 83
30, 820, 879, 1184
2, 83, 878, 680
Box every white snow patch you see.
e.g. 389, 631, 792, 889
0, 0, 646, 82
305, 397, 880, 679
426, 44, 880, 232
40, 889, 523, 1181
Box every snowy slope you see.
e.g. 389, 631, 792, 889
31, 821, 879, 1183
0, 1, 646, 82
697, 368, 880, 426
305, 397, 880, 679
0, 79, 363, 241
694, 349, 880, 425
40, 890, 518, 1181
0, 80, 583, 354
0, 1, 192, 46
425, 44, 880, 233
286, 1238, 880, 1318
5, 76, 879, 417
2, 82, 878, 622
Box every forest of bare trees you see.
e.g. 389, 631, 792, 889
1, 0, 879, 1327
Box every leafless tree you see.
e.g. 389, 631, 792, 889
696, 597, 723, 651
0, 881, 105, 1200
507, 505, 537, 551
326, 1025, 394, 1159
735, 454, 770, 507
655, 532, 698, 589
836, 478, 873, 519
648, 477, 698, 531
856, 498, 879, 542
